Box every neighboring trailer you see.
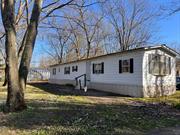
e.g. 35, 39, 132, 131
49, 45, 177, 97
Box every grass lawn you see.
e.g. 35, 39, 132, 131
0, 82, 180, 135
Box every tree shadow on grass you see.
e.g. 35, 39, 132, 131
0, 99, 180, 135
29, 82, 127, 97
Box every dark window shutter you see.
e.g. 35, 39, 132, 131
119, 60, 122, 73
169, 57, 171, 74
93, 64, 95, 74
149, 54, 152, 74
130, 58, 134, 73
101, 62, 104, 74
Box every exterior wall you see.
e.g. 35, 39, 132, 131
49, 61, 87, 85
89, 82, 143, 97
49, 79, 76, 85
89, 51, 144, 97
49, 48, 177, 98
142, 49, 176, 97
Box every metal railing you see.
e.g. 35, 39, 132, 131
75, 74, 86, 90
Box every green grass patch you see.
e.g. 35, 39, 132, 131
130, 91, 180, 109
0, 83, 180, 135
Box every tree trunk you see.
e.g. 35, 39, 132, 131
2, 65, 7, 86
5, 31, 26, 111
19, 0, 42, 91
86, 41, 91, 58
1, 0, 26, 112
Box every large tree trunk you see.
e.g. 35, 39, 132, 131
1, 0, 26, 112
19, 0, 42, 91
5, 33, 26, 111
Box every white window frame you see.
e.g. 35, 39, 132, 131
122, 59, 130, 73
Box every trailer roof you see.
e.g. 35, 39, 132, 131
50, 44, 179, 67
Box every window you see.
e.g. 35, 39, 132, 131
92, 62, 104, 74
59, 68, 60, 72
119, 58, 134, 73
64, 67, 70, 74
149, 54, 171, 75
72, 65, 78, 72
122, 60, 130, 72
52, 68, 56, 75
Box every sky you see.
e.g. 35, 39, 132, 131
151, 0, 180, 45
31, 0, 180, 66
156, 13, 180, 45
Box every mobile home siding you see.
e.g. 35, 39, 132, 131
88, 51, 144, 97
90, 51, 144, 85
49, 46, 177, 97
49, 61, 87, 85
142, 49, 176, 97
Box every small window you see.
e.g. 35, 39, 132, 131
52, 68, 56, 75
149, 54, 171, 75
119, 58, 133, 73
122, 60, 130, 72
64, 67, 70, 74
72, 66, 78, 72
93, 62, 104, 74
59, 68, 60, 72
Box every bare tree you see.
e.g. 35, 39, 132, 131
38, 56, 55, 68
41, 0, 106, 60
48, 27, 71, 63
101, 0, 157, 51
1, 0, 75, 112
63, 0, 104, 58
161, 0, 180, 15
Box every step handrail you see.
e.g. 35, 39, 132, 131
75, 74, 86, 87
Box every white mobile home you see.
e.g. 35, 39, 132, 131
49, 45, 177, 97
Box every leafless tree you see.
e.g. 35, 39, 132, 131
50, 29, 71, 63
160, 0, 180, 15
101, 0, 157, 51
0, 0, 75, 112
63, 0, 104, 58
38, 56, 55, 68
41, 0, 106, 60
